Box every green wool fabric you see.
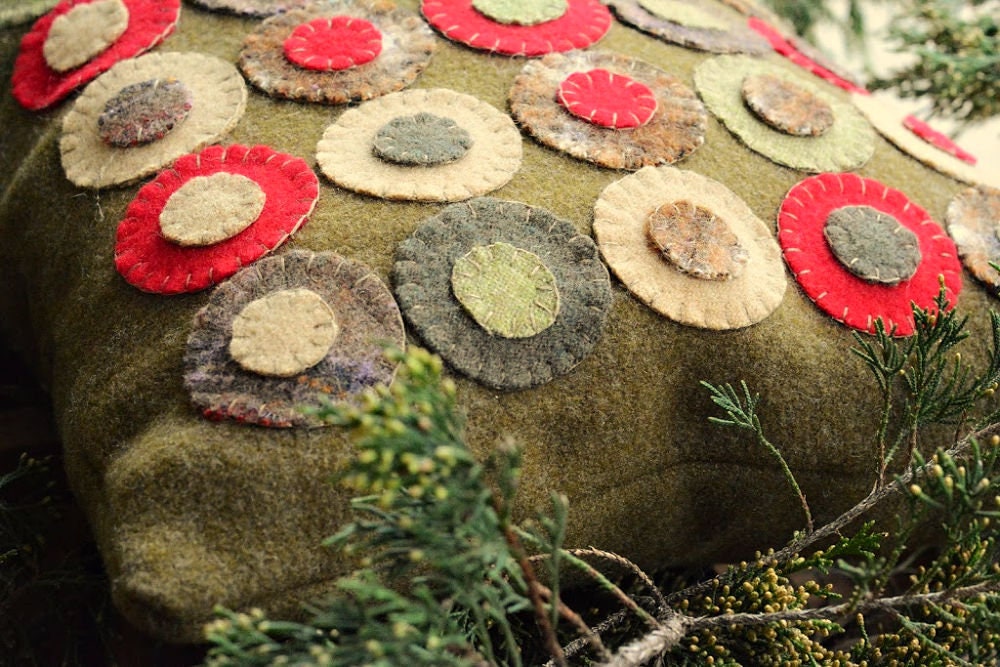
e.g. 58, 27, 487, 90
0, 0, 994, 643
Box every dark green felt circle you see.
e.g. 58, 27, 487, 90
98, 78, 193, 148
393, 197, 612, 391
823, 205, 922, 285
372, 112, 473, 166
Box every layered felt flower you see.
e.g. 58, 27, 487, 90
694, 55, 874, 172
393, 197, 612, 390
420, 0, 611, 56
316, 88, 522, 202
594, 166, 786, 330
778, 172, 963, 335
60, 51, 247, 188
945, 185, 1000, 291
184, 250, 405, 428
238, 0, 435, 105
606, 0, 770, 54
12, 0, 180, 110
115, 144, 319, 294
509, 50, 707, 170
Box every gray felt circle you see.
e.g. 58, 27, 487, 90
824, 205, 922, 285
373, 112, 473, 166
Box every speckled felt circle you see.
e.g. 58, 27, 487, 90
393, 197, 611, 391
185, 250, 405, 428
60, 52, 247, 188
778, 172, 962, 336
694, 55, 874, 172
852, 93, 998, 188
420, 0, 611, 56
97, 78, 193, 147
945, 185, 1000, 291
317, 88, 522, 202
186, 0, 310, 17
115, 144, 319, 295
0, 0, 59, 28
606, 0, 770, 55
239, 0, 435, 105
11, 0, 180, 111
740, 72, 834, 137
594, 166, 786, 330
509, 50, 707, 170
747, 17, 866, 94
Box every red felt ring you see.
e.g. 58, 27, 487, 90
903, 114, 977, 166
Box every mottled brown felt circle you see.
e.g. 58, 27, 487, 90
42, 0, 129, 73
158, 173, 266, 247
97, 78, 193, 148
823, 206, 922, 285
509, 50, 707, 170
606, 0, 770, 54
393, 197, 611, 391
946, 185, 1000, 290
647, 200, 749, 281
372, 112, 473, 166
740, 72, 833, 137
238, 0, 435, 105
185, 250, 405, 428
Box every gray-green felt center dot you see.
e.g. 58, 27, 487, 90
824, 205, 922, 285
741, 73, 834, 137
471, 0, 568, 26
372, 112, 473, 166
451, 242, 560, 338
647, 200, 749, 281
98, 78, 194, 148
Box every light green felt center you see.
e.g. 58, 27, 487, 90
824, 205, 922, 285
471, 0, 568, 26
637, 0, 729, 30
451, 242, 560, 338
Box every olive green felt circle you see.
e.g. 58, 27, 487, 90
98, 78, 193, 148
647, 200, 748, 281
372, 112, 473, 166
471, 0, 567, 25
740, 73, 833, 137
159, 173, 266, 247
42, 0, 129, 73
451, 242, 560, 338
637, 0, 729, 30
824, 205, 922, 285
694, 55, 875, 172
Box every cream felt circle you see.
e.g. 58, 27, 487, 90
159, 173, 267, 247
594, 166, 786, 330
42, 0, 129, 73
317, 88, 522, 202
229, 288, 339, 377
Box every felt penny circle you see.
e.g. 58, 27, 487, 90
945, 185, 1000, 290
823, 206, 921, 285
372, 112, 473, 166
647, 200, 748, 281
471, 0, 568, 25
42, 0, 129, 73
159, 173, 267, 247
229, 288, 339, 377
636, 0, 729, 30
283, 16, 382, 71
557, 69, 658, 130
451, 242, 560, 339
903, 114, 977, 165
740, 72, 834, 137
185, 0, 310, 17
97, 77, 193, 148
606, 0, 769, 55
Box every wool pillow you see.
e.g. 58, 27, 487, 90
1, 0, 997, 643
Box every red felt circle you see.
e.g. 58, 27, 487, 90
903, 114, 977, 166
283, 16, 383, 71
12, 0, 181, 111
557, 68, 657, 129
420, 0, 611, 56
115, 144, 319, 295
778, 172, 961, 336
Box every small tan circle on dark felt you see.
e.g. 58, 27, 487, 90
647, 200, 749, 281
43, 0, 129, 72
229, 288, 339, 377
823, 205, 922, 285
159, 172, 267, 247
741, 73, 834, 137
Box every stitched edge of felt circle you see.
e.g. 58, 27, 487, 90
777, 172, 962, 336
317, 87, 522, 202
945, 185, 1000, 290
239, 0, 435, 105
0, 0, 60, 28
694, 55, 875, 173
594, 166, 786, 330
605, 0, 770, 55
393, 197, 612, 391
114, 144, 319, 294
420, 0, 611, 57
509, 50, 707, 170
185, 250, 405, 428
185, 0, 311, 17
852, 93, 999, 189
11, 0, 180, 111
60, 51, 248, 188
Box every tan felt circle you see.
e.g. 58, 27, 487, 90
159, 173, 267, 247
229, 288, 339, 377
317, 88, 522, 202
637, 0, 729, 30
43, 0, 129, 73
595, 166, 786, 329
61, 52, 247, 188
